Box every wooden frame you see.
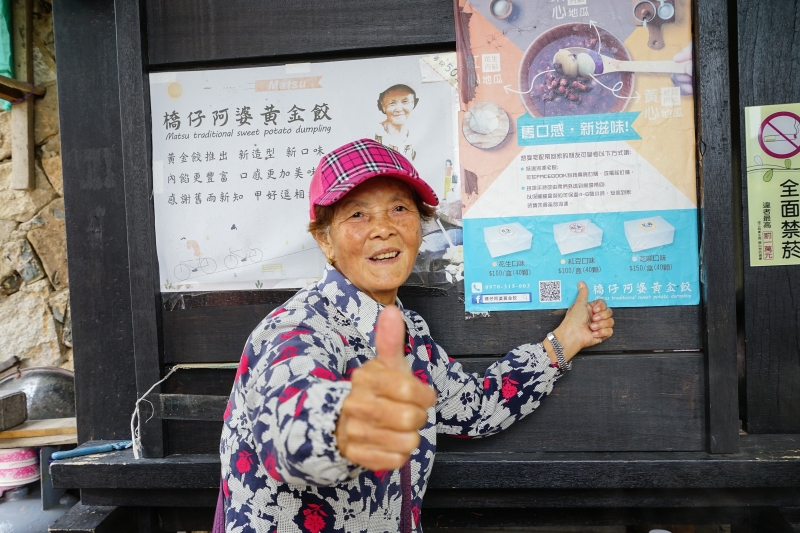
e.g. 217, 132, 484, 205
50, 0, 800, 528
55, 0, 739, 458
52, 0, 789, 529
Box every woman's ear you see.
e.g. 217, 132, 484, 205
313, 229, 335, 263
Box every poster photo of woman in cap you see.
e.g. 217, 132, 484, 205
374, 83, 419, 162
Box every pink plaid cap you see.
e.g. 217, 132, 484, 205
309, 138, 439, 220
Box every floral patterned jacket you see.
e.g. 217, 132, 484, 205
220, 265, 563, 533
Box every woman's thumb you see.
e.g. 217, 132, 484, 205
575, 281, 589, 305
375, 306, 411, 373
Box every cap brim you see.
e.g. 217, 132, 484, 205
316, 171, 439, 208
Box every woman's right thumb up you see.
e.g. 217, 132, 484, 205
375, 306, 411, 374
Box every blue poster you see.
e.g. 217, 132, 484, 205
455, 0, 700, 311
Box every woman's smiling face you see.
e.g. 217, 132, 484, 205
314, 177, 423, 305
381, 89, 416, 126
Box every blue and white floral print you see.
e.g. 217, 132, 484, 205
220, 265, 563, 533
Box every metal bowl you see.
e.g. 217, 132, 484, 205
0, 367, 75, 420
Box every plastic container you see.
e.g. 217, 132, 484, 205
0, 447, 40, 493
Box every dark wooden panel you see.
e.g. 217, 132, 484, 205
160, 394, 226, 421
81, 488, 218, 508
116, 0, 167, 459
423, 491, 800, 512
52, 435, 800, 491
145, 0, 456, 67
163, 368, 236, 396
739, 0, 800, 433
159, 354, 703, 454
166, 420, 222, 455
696, 0, 741, 452
75, 488, 800, 519
163, 289, 702, 363
53, 0, 138, 442
439, 354, 704, 452
158, 507, 216, 532
49, 504, 136, 533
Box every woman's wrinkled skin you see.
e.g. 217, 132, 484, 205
312, 176, 614, 471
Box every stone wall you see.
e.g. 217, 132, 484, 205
0, 0, 70, 372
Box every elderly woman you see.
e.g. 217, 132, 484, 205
374, 84, 418, 161
218, 139, 614, 533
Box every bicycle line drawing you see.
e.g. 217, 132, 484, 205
173, 256, 217, 281
168, 245, 321, 286
224, 246, 264, 269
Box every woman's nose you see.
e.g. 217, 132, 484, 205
369, 212, 397, 238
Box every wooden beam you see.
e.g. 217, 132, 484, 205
11, 0, 34, 191
115, 0, 167, 458
52, 0, 141, 443
0, 73, 45, 101
696, 0, 741, 453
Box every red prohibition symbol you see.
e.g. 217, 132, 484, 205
758, 111, 800, 159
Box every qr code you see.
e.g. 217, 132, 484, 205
539, 280, 562, 302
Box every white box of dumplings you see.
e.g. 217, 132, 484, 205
483, 222, 533, 258
624, 216, 675, 252
553, 219, 603, 255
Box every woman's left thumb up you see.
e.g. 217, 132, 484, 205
575, 281, 589, 305
375, 306, 411, 374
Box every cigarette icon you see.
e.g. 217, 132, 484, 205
764, 135, 798, 142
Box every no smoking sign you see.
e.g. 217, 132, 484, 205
758, 111, 800, 159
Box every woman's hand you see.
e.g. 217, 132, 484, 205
335, 306, 436, 471
545, 281, 614, 363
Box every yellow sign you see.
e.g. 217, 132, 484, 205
745, 103, 800, 266
255, 76, 323, 92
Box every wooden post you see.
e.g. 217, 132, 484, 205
11, 0, 34, 191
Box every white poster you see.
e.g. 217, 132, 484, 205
150, 54, 459, 292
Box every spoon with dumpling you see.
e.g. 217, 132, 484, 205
553, 48, 691, 76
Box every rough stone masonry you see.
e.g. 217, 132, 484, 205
0, 0, 71, 373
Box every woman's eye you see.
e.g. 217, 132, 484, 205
351, 211, 363, 218
394, 205, 408, 212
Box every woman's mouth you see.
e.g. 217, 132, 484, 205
369, 251, 400, 262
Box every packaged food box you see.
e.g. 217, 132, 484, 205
553, 219, 603, 255
624, 216, 675, 252
483, 222, 533, 258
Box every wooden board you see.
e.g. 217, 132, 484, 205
116, 0, 168, 459
50, 434, 800, 492
10, 0, 35, 191
162, 293, 702, 364
695, 0, 741, 454
738, 0, 800, 433
159, 354, 704, 455
52, 0, 140, 443
0, 434, 77, 449
0, 417, 77, 439
145, 0, 456, 66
